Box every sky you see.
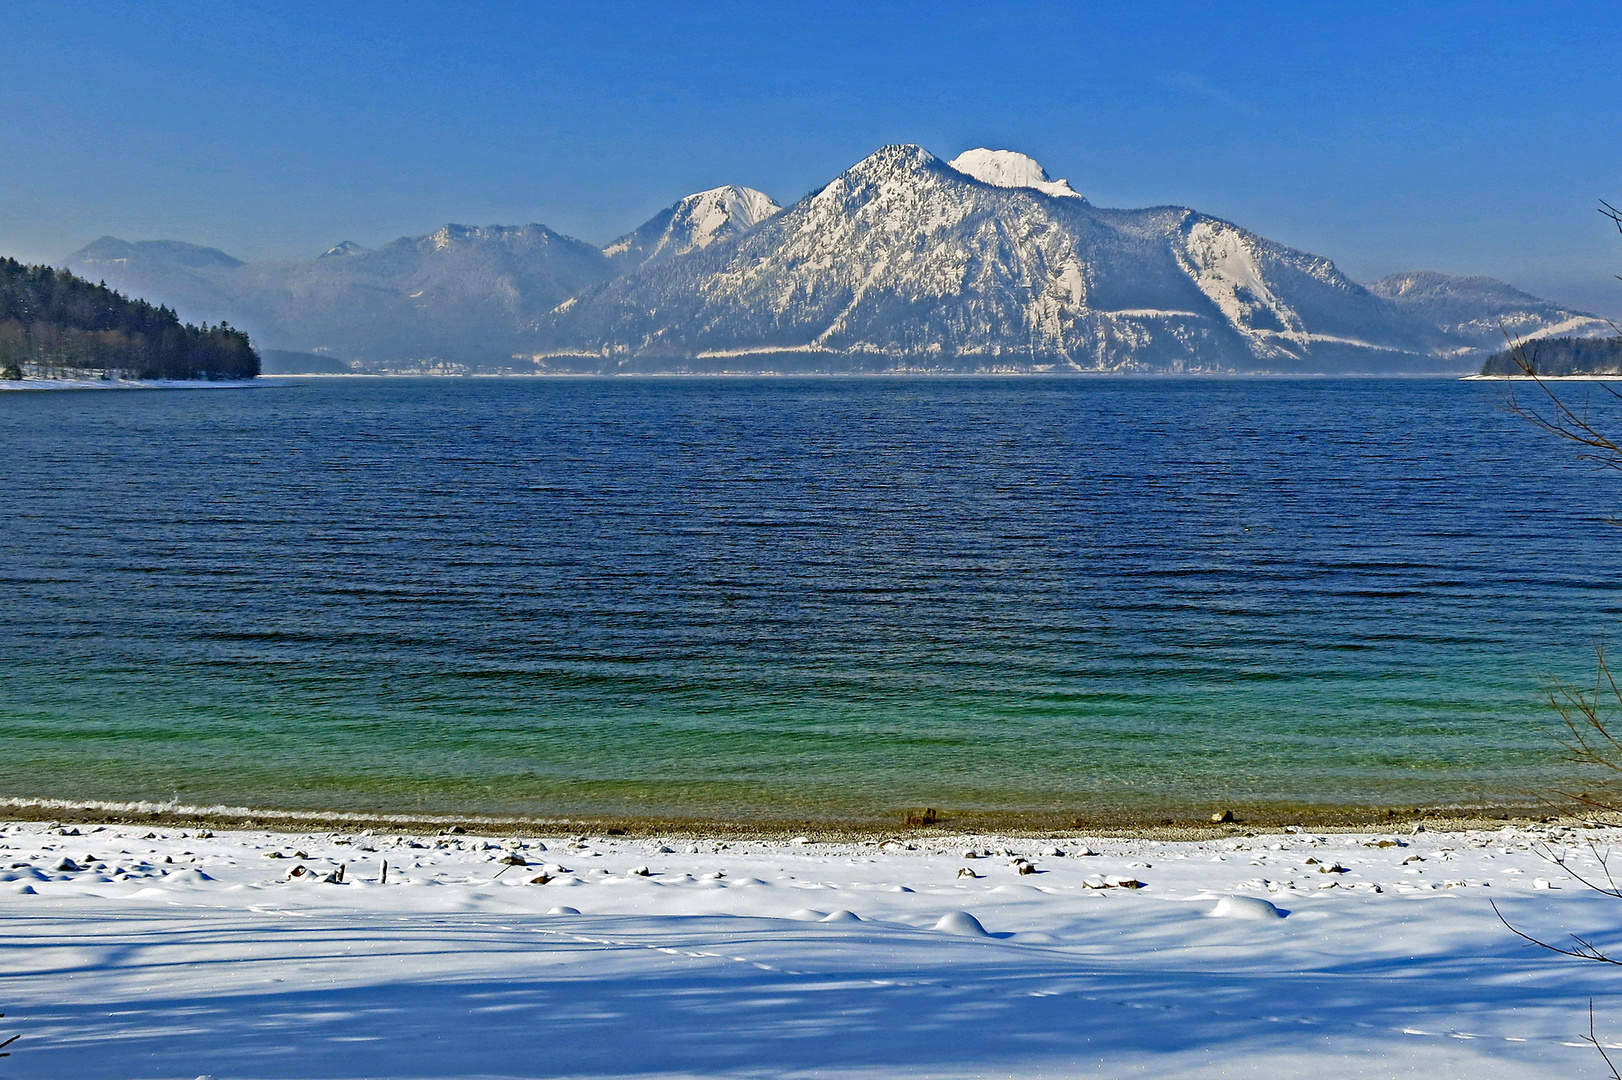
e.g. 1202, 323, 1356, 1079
4, 1, 1622, 315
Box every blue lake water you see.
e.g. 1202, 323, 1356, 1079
3, 375, 1619, 823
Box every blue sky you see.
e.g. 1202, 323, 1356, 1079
4, 1, 1622, 314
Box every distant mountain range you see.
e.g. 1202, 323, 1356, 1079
69, 225, 615, 366
62, 147, 1613, 374
1364, 271, 1613, 350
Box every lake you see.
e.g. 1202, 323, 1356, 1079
3, 375, 1618, 824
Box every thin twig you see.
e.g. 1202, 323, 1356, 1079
1490, 899, 1622, 965
1498, 319, 1622, 472
1587, 999, 1622, 1080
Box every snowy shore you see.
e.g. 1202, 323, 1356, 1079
0, 378, 259, 391
1, 818, 1619, 1078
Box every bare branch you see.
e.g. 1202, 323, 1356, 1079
1532, 843, 1622, 902
1586, 1000, 1622, 1080
1497, 319, 1622, 474
1491, 899, 1622, 965
1601, 199, 1622, 235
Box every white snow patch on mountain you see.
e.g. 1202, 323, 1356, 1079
1177, 219, 1307, 355
682, 186, 781, 250
947, 148, 1083, 199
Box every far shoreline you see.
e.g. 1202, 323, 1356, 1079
0, 377, 260, 391
0, 371, 1490, 387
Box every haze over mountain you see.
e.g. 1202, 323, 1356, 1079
1365, 270, 1612, 352
61, 145, 1610, 374
69, 225, 614, 365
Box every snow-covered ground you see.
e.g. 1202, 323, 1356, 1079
1, 819, 1619, 1078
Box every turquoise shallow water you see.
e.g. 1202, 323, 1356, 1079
2, 376, 1619, 821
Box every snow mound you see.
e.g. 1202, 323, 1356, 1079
820, 909, 862, 923
165, 868, 215, 886
546, 906, 580, 915
934, 911, 989, 936
1010, 930, 1059, 943
1210, 895, 1285, 920
947, 148, 1083, 199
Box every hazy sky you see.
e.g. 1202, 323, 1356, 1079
5, 2, 1622, 315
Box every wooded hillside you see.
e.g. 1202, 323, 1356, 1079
0, 258, 258, 380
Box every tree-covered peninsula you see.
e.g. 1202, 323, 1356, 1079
0, 258, 258, 380
1480, 335, 1622, 376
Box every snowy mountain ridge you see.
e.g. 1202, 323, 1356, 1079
1365, 270, 1612, 352
58, 143, 1611, 373
528, 143, 1453, 373
69, 223, 616, 365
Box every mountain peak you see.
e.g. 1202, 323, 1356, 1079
845, 144, 939, 178
320, 240, 367, 259
678, 186, 781, 242
604, 185, 782, 270
68, 237, 244, 270
947, 148, 1082, 199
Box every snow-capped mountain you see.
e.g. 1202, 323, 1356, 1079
602, 185, 781, 271
1365, 270, 1613, 351
529, 145, 1453, 373
66, 224, 615, 364
60, 145, 1604, 373
947, 148, 1083, 199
